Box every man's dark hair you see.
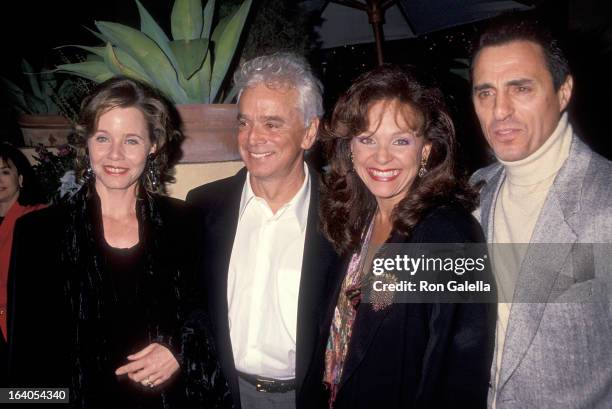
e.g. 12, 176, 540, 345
471, 14, 571, 90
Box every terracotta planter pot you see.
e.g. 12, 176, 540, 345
18, 114, 73, 147
18, 106, 240, 163
177, 104, 240, 163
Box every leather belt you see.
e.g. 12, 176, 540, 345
237, 371, 296, 393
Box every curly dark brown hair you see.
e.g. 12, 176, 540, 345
320, 65, 477, 255
73, 76, 184, 194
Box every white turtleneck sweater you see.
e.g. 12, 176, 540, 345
492, 113, 573, 398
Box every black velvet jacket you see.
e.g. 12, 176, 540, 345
7, 186, 232, 409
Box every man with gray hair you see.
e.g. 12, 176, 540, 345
187, 53, 337, 409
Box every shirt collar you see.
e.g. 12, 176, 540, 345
238, 162, 311, 232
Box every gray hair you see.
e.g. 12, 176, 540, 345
234, 52, 324, 126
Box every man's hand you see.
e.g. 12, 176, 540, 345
115, 343, 180, 388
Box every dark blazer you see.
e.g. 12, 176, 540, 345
7, 190, 231, 408
186, 167, 338, 409
305, 205, 496, 409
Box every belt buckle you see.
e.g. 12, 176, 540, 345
255, 377, 275, 393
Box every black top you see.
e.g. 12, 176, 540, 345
96, 240, 164, 408
102, 241, 147, 358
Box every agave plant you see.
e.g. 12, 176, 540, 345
56, 0, 252, 104
1, 59, 81, 117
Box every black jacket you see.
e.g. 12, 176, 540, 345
304, 205, 496, 409
7, 187, 231, 408
186, 167, 339, 409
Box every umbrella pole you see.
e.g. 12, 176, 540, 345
333, 0, 397, 65
366, 0, 385, 65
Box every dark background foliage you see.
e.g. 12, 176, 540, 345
0, 0, 610, 173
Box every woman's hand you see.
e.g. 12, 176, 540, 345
115, 343, 180, 388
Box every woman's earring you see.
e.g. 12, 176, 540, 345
83, 154, 95, 182
349, 150, 355, 172
418, 156, 428, 178
146, 153, 160, 190
83, 166, 94, 182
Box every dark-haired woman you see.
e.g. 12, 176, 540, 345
8, 77, 231, 408
0, 144, 45, 382
316, 65, 495, 409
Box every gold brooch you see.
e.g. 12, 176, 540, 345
367, 272, 396, 312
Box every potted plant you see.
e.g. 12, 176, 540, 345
56, 0, 253, 163
0, 60, 87, 147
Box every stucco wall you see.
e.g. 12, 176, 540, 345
166, 161, 243, 199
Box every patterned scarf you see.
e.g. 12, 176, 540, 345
323, 219, 374, 408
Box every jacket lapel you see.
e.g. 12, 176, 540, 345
473, 164, 504, 396
479, 166, 504, 243
296, 168, 338, 396
498, 135, 590, 390
497, 198, 575, 389
338, 303, 393, 390
205, 169, 246, 403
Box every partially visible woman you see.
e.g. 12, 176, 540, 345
0, 144, 45, 382
0, 144, 46, 340
8, 77, 231, 408
315, 65, 495, 409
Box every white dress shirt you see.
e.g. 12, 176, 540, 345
227, 164, 311, 379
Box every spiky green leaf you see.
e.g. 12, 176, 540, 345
223, 83, 239, 103
0, 77, 29, 114
169, 38, 209, 80
56, 62, 114, 83
135, 0, 180, 71
22, 59, 43, 100
60, 44, 106, 58
209, 0, 252, 101
56, 79, 76, 99
95, 21, 189, 103
39, 74, 58, 113
104, 42, 152, 84
24, 93, 52, 114
202, 0, 215, 40
179, 52, 211, 102
171, 0, 203, 40
449, 68, 469, 81
84, 26, 109, 43
86, 54, 105, 63
136, 0, 170, 43
63, 44, 149, 80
